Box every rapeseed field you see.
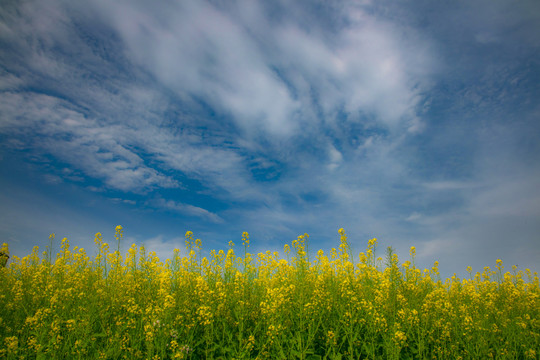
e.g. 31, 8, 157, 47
0, 226, 538, 359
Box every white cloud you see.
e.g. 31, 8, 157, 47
87, 0, 432, 138
1, 0, 434, 199
422, 181, 477, 191
405, 212, 422, 222
91, 0, 301, 137
137, 235, 185, 263
0, 92, 180, 192
110, 198, 136, 206
150, 197, 224, 224
327, 144, 343, 171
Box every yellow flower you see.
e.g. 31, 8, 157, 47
394, 330, 407, 347
246, 335, 255, 351
4, 336, 18, 353
326, 330, 337, 346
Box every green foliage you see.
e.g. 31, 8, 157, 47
0, 229, 538, 359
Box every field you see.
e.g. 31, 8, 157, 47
0, 226, 538, 359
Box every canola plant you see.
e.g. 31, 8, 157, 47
0, 226, 538, 359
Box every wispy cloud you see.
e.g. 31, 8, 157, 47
121, 234, 186, 262
149, 197, 224, 224
0, 92, 180, 192
90, 0, 432, 138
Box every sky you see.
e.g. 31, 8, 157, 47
1, 0, 539, 279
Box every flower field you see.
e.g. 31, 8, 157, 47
0, 227, 538, 359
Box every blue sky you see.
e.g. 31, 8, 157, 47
1, 0, 539, 278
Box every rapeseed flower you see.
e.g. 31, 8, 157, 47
0, 226, 537, 359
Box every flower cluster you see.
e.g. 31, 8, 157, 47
0, 228, 538, 359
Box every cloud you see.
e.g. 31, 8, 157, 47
90, 0, 301, 137
405, 212, 422, 222
421, 181, 478, 191
138, 235, 185, 262
327, 144, 343, 171
0, 92, 181, 192
87, 0, 432, 139
150, 197, 224, 224
110, 198, 136, 206
1, 0, 434, 200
